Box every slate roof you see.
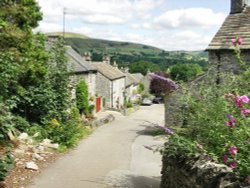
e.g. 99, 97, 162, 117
93, 62, 125, 80
125, 73, 138, 87
207, 7, 250, 50
131, 73, 144, 82
66, 46, 97, 73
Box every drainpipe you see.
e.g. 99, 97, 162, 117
111, 81, 114, 108
215, 51, 221, 85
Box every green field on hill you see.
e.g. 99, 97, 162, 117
48, 32, 208, 71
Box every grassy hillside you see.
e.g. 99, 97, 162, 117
48, 32, 209, 71
47, 32, 89, 39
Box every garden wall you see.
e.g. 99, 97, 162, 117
161, 154, 242, 188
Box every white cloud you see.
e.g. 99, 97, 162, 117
35, 22, 62, 33
154, 8, 226, 29
37, 0, 164, 25
82, 14, 126, 24
152, 30, 213, 51
71, 27, 122, 41
35, 1, 226, 51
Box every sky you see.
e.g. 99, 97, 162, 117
35, 0, 232, 51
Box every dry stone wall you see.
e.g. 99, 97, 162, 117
161, 155, 243, 188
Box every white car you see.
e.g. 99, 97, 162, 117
141, 98, 152, 106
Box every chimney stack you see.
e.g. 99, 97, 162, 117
102, 56, 110, 65
231, 0, 248, 14
83, 52, 92, 62
113, 61, 118, 69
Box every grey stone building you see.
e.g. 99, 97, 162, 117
207, 0, 250, 79
92, 61, 126, 109
66, 46, 97, 100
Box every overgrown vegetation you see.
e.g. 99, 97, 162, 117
76, 80, 90, 115
162, 39, 250, 184
0, 0, 91, 180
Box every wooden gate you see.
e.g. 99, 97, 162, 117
96, 97, 101, 113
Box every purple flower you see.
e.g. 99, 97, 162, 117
240, 95, 249, 103
230, 162, 237, 169
156, 125, 174, 135
228, 146, 238, 155
238, 37, 243, 45
223, 155, 228, 164
226, 114, 236, 127
149, 73, 178, 90
231, 37, 243, 46
231, 38, 236, 45
241, 109, 250, 116
235, 96, 243, 109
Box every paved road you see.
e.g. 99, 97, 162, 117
28, 104, 165, 188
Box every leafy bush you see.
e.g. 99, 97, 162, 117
164, 40, 250, 179
76, 80, 89, 115
137, 82, 144, 94
26, 108, 91, 149
0, 153, 14, 181
0, 102, 13, 141
46, 107, 91, 148
12, 116, 30, 132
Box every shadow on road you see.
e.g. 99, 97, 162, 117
128, 175, 161, 188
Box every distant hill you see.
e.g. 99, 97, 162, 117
47, 32, 89, 39
48, 32, 208, 71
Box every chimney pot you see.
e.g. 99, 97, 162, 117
231, 0, 248, 14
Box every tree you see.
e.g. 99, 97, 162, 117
170, 63, 203, 82
0, 0, 42, 51
129, 61, 160, 75
149, 72, 173, 96
0, 0, 70, 124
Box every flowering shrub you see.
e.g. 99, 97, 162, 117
162, 37, 250, 185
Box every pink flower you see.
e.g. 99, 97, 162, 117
231, 38, 237, 45
240, 95, 249, 103
241, 109, 250, 116
223, 155, 228, 164
230, 162, 237, 169
232, 37, 243, 46
238, 37, 243, 45
226, 114, 236, 127
228, 146, 238, 155
235, 96, 243, 109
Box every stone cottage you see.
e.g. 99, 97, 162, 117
207, 0, 250, 79
131, 73, 144, 83
66, 46, 97, 102
121, 67, 139, 99
93, 59, 126, 109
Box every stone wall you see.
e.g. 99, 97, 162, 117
164, 91, 184, 127
96, 72, 111, 108
69, 72, 97, 99
112, 77, 125, 109
208, 50, 250, 74
161, 155, 242, 188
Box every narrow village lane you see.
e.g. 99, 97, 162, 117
27, 104, 165, 188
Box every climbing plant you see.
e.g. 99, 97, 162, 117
76, 80, 90, 115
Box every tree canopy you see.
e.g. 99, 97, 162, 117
129, 60, 160, 75
170, 63, 203, 82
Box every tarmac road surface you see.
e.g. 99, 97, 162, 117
27, 104, 165, 188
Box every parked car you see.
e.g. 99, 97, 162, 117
153, 97, 163, 104
141, 98, 153, 106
